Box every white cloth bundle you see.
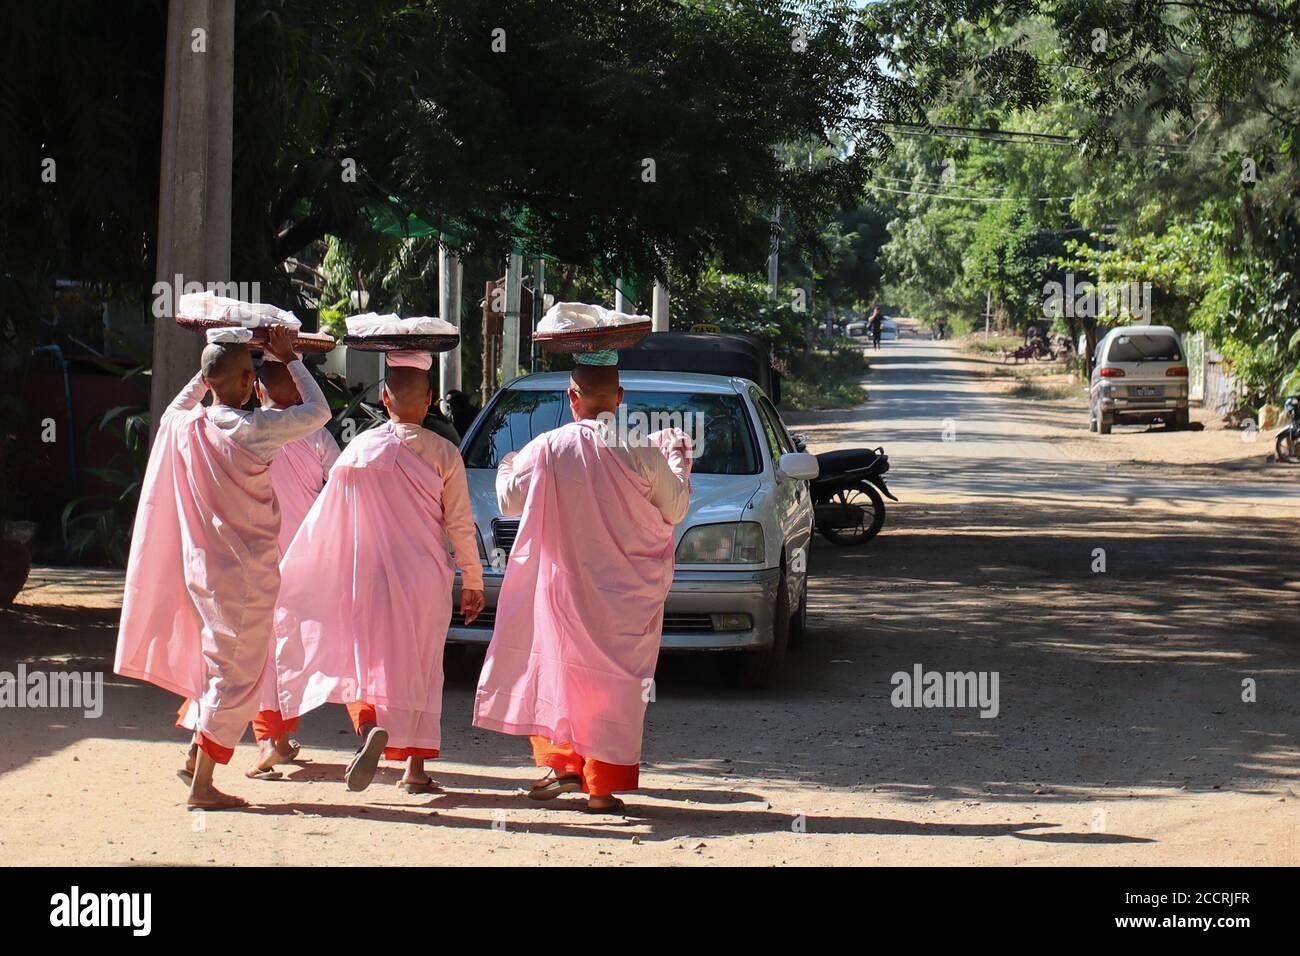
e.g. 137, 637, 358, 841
537, 302, 650, 333
179, 291, 301, 330
345, 313, 457, 336
205, 327, 254, 344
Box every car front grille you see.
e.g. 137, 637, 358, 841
492, 519, 520, 556
663, 613, 716, 632
450, 607, 497, 629
450, 610, 717, 632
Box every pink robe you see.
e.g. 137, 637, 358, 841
260, 427, 339, 714
115, 402, 281, 752
270, 427, 340, 554
273, 425, 455, 753
473, 423, 692, 766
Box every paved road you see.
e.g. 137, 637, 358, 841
790, 337, 1300, 507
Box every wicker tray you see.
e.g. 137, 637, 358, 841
533, 321, 652, 353
175, 316, 337, 354
342, 333, 460, 353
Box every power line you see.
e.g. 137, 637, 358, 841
868, 184, 1071, 206
874, 120, 1209, 156
877, 174, 1009, 193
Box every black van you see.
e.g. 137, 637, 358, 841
617, 331, 781, 405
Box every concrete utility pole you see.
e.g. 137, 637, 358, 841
437, 240, 462, 394
150, 0, 234, 437
501, 253, 523, 383
651, 280, 670, 332
532, 258, 545, 372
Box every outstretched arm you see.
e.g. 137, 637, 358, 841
165, 373, 209, 419
495, 444, 538, 518
638, 432, 692, 525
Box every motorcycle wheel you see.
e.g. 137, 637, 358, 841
820, 481, 886, 546
1276, 431, 1298, 462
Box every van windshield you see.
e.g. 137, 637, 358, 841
1108, 333, 1182, 363
463, 389, 760, 475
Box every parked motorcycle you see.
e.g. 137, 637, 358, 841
793, 436, 896, 545
1275, 396, 1300, 462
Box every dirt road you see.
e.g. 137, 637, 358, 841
2, 338, 1297, 866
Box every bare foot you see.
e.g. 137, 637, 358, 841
188, 784, 249, 810
278, 737, 302, 761
177, 744, 198, 785
585, 795, 625, 814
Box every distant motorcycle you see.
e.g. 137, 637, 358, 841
1275, 396, 1300, 461
807, 445, 896, 545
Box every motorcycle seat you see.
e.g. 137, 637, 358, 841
814, 447, 882, 475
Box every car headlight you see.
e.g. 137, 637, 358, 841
676, 522, 765, 563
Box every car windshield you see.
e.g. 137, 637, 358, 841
463, 389, 760, 475
1108, 333, 1182, 363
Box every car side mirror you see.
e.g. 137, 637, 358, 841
777, 451, 819, 482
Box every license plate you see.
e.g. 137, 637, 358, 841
1132, 386, 1160, 397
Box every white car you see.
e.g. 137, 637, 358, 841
448, 370, 819, 686
880, 318, 898, 341
1089, 325, 1190, 433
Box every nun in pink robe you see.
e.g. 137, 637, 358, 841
273, 350, 483, 769
115, 355, 330, 764
473, 412, 691, 798
251, 353, 342, 746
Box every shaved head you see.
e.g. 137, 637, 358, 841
382, 366, 433, 423
569, 365, 622, 419
201, 342, 254, 406
256, 358, 300, 408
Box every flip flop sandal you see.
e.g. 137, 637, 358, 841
345, 726, 389, 792
528, 773, 583, 800
283, 739, 302, 761
584, 797, 627, 815
245, 767, 284, 780
399, 779, 442, 794
176, 768, 194, 786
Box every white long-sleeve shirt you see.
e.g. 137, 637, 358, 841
496, 418, 690, 525
167, 360, 332, 462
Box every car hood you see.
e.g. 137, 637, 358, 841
466, 467, 761, 553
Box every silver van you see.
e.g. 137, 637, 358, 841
1089, 325, 1190, 434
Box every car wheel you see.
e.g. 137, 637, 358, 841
443, 643, 485, 682
730, 566, 790, 688
788, 577, 808, 646
1098, 414, 1113, 435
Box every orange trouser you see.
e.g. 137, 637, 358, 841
252, 710, 300, 743
346, 701, 439, 761
174, 698, 235, 765
530, 736, 639, 797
